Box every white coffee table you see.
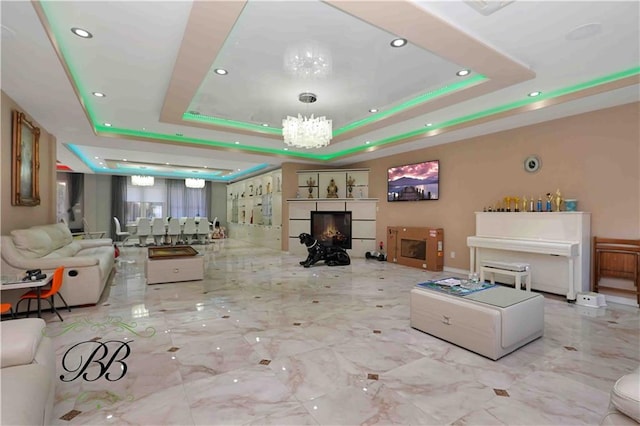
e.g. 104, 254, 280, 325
410, 284, 544, 360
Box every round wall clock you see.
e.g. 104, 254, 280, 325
524, 155, 541, 173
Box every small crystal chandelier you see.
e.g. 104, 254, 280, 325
131, 175, 154, 186
282, 93, 332, 149
284, 41, 332, 79
185, 178, 205, 189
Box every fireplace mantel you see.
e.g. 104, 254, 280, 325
287, 198, 378, 258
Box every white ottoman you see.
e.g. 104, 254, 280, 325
410, 285, 544, 360
600, 368, 640, 425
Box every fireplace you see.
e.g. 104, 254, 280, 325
310, 211, 352, 249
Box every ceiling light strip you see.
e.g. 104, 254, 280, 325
182, 113, 282, 135
91, 66, 638, 164
94, 126, 324, 160
66, 144, 272, 181
182, 74, 487, 137
37, 2, 102, 132
318, 66, 640, 160
332, 74, 487, 137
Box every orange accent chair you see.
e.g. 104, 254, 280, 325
15, 266, 71, 321
0, 303, 15, 319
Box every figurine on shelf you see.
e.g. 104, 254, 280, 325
327, 178, 339, 198
554, 189, 563, 212
346, 175, 356, 198
514, 196, 520, 212
306, 177, 316, 199
504, 196, 512, 212
522, 196, 528, 212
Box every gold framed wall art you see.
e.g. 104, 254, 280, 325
12, 110, 41, 206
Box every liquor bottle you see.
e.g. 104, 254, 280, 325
536, 197, 542, 212
529, 196, 535, 213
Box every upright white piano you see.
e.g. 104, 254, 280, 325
467, 212, 591, 301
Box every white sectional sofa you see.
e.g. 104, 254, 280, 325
1, 223, 115, 307
0, 318, 55, 425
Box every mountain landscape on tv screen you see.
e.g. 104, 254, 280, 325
389, 176, 439, 187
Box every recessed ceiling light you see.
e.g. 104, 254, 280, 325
99, 162, 103, 165
214, 68, 228, 75
92, 92, 106, 97
123, 159, 127, 162
456, 69, 470, 77
262, 123, 269, 127
284, 148, 289, 151
165, 163, 170, 165
425, 123, 433, 127
234, 141, 240, 145
369, 108, 378, 113
566, 23, 602, 41
237, 168, 241, 171
365, 141, 371, 145
71, 27, 92, 38
94, 156, 99, 159
104, 122, 112, 127
528, 91, 542, 97
204, 166, 208, 169
390, 38, 407, 48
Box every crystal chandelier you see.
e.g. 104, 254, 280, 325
282, 93, 332, 149
185, 178, 205, 189
284, 41, 332, 79
131, 175, 154, 186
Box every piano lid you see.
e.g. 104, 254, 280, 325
467, 236, 579, 257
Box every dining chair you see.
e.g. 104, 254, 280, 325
167, 217, 181, 245
151, 218, 166, 245
136, 218, 152, 246
113, 217, 131, 246
82, 218, 106, 239
0, 303, 15, 320
182, 218, 197, 245
15, 266, 70, 322
196, 219, 210, 245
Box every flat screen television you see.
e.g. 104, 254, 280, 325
310, 211, 352, 249
387, 159, 439, 202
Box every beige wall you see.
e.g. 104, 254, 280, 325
344, 102, 640, 271
1, 91, 56, 234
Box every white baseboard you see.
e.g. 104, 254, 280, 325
602, 293, 639, 308
443, 266, 470, 276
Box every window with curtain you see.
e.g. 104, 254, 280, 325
124, 177, 209, 222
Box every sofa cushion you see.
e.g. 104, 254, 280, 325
42, 241, 82, 259
10, 229, 53, 259
0, 318, 45, 368
31, 223, 73, 250
611, 371, 640, 422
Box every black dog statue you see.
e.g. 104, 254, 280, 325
298, 233, 351, 268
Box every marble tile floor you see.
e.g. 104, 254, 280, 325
38, 239, 639, 425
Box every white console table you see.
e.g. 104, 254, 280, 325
467, 212, 590, 301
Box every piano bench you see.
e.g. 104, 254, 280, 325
480, 261, 531, 291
